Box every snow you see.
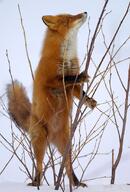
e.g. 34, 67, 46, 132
0, 183, 130, 192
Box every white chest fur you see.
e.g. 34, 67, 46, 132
58, 29, 79, 75
61, 29, 77, 61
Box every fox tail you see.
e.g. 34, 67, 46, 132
7, 81, 31, 132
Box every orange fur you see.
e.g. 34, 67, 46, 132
7, 81, 31, 132
7, 12, 97, 187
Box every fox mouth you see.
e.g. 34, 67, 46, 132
75, 12, 87, 27
81, 12, 87, 23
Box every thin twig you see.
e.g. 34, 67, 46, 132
18, 4, 34, 80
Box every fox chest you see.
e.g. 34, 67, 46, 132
58, 30, 79, 76
57, 59, 79, 76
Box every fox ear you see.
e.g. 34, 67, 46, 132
42, 16, 57, 30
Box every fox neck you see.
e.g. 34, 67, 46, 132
61, 29, 78, 61
42, 29, 78, 61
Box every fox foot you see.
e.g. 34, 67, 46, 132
72, 171, 87, 188
28, 174, 41, 190
74, 181, 87, 188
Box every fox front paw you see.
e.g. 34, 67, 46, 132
86, 97, 97, 109
79, 71, 90, 83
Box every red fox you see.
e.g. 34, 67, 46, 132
7, 12, 97, 187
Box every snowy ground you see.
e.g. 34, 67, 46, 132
0, 183, 130, 192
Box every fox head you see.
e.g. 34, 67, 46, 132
42, 12, 87, 35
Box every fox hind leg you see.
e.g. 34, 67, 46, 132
28, 115, 47, 188
54, 130, 87, 187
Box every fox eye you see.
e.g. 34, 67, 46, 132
59, 19, 67, 27
68, 17, 73, 23
62, 18, 69, 27
63, 21, 67, 27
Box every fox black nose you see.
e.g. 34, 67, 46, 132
84, 12, 87, 15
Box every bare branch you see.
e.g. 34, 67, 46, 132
18, 4, 34, 80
